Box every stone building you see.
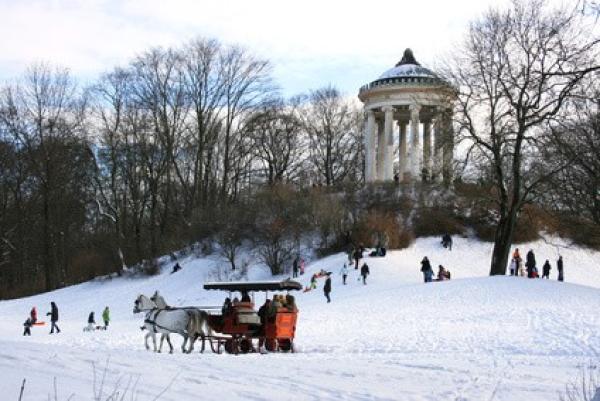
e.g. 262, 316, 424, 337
358, 48, 455, 184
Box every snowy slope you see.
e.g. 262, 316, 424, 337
0, 236, 599, 401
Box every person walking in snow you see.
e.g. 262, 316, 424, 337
102, 306, 110, 329
30, 307, 37, 324
340, 263, 348, 285
353, 247, 362, 270
441, 233, 453, 250
421, 257, 434, 283
23, 317, 32, 336
509, 257, 518, 276
324, 274, 332, 303
542, 260, 551, 279
292, 257, 299, 278
47, 302, 60, 334
299, 258, 306, 275
360, 262, 370, 285
525, 250, 537, 278
557, 256, 564, 282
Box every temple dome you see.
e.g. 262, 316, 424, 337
377, 49, 438, 80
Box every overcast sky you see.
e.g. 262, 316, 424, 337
0, 0, 523, 97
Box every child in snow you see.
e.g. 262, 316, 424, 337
360, 263, 370, 285
421, 257, 434, 283
323, 274, 332, 303
30, 307, 37, 324
340, 263, 348, 285
102, 306, 110, 329
86, 311, 96, 331
23, 317, 32, 336
542, 260, 551, 279
299, 258, 306, 275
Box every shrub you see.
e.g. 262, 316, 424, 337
413, 207, 465, 238
352, 210, 413, 249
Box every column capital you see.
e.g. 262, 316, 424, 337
409, 103, 421, 113
381, 105, 394, 113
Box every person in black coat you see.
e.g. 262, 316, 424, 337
360, 263, 370, 285
292, 258, 299, 278
47, 302, 60, 334
542, 260, 551, 279
525, 250, 536, 278
353, 248, 362, 270
441, 234, 453, 251
323, 274, 332, 303
421, 257, 433, 283
557, 256, 564, 282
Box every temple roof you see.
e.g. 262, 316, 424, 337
377, 48, 437, 80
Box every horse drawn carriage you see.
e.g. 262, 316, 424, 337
202, 279, 302, 354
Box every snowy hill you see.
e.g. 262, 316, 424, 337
1, 236, 599, 401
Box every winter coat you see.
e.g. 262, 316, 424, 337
24, 317, 33, 328
543, 261, 551, 275
361, 264, 370, 277
88, 312, 95, 324
525, 251, 536, 268
102, 308, 110, 323
510, 259, 518, 272
47, 303, 58, 322
293, 259, 299, 273
324, 277, 332, 294
30, 307, 37, 322
557, 258, 564, 273
420, 259, 432, 273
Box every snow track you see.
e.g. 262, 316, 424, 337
0, 236, 599, 400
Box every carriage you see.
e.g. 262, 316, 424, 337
201, 279, 301, 354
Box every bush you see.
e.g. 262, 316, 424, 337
352, 210, 413, 250
413, 207, 465, 238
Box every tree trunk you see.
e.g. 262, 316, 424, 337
489, 209, 518, 275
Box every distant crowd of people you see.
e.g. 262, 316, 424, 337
509, 248, 564, 281
23, 302, 111, 336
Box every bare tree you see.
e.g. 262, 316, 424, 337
296, 86, 362, 186
443, 0, 600, 275
244, 99, 304, 184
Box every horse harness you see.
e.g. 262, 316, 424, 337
143, 308, 191, 335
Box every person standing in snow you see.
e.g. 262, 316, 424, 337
353, 247, 362, 270
47, 302, 60, 334
542, 260, 551, 279
557, 256, 564, 282
441, 234, 453, 250
30, 307, 37, 324
525, 250, 536, 278
509, 257, 518, 276
292, 257, 299, 278
23, 317, 32, 336
323, 274, 332, 303
360, 262, 370, 285
421, 257, 434, 283
340, 263, 348, 285
299, 258, 305, 275
102, 306, 110, 329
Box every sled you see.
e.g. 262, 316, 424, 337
32, 321, 46, 326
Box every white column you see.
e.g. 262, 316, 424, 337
433, 117, 442, 183
364, 110, 376, 182
382, 106, 394, 181
409, 103, 421, 180
398, 121, 408, 182
375, 119, 385, 180
423, 120, 432, 182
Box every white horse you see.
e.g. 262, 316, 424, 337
133, 294, 211, 353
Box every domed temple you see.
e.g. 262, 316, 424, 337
358, 49, 455, 184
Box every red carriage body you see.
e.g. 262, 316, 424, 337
202, 280, 301, 354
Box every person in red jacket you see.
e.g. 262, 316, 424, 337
30, 307, 37, 324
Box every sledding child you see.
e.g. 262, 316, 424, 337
86, 311, 96, 331
23, 317, 32, 336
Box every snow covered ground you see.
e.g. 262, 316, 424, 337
1, 236, 599, 401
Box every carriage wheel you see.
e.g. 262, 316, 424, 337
278, 339, 292, 352
265, 338, 276, 352
224, 338, 239, 354
239, 338, 253, 354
